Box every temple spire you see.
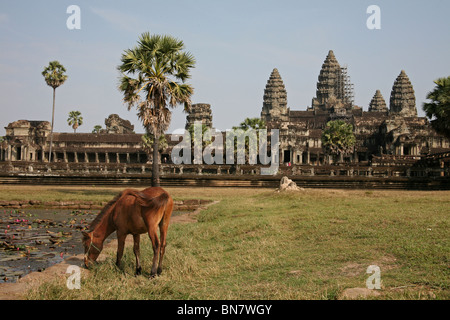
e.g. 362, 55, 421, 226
311, 50, 348, 111
389, 70, 417, 116
368, 90, 387, 112
261, 68, 288, 122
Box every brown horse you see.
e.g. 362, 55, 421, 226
82, 187, 174, 277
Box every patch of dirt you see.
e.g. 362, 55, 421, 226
340, 287, 381, 299
170, 201, 219, 224
340, 254, 399, 278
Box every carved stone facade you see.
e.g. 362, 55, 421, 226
185, 103, 213, 129
104, 114, 135, 134
1, 120, 51, 162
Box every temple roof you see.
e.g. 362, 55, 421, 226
52, 133, 142, 143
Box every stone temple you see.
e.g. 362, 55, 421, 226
262, 50, 448, 166
0, 50, 449, 187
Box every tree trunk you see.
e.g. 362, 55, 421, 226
152, 133, 160, 187
48, 88, 56, 163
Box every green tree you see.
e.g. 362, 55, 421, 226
233, 117, 266, 131
423, 76, 450, 139
188, 123, 213, 150
67, 111, 83, 133
321, 120, 356, 162
42, 61, 68, 162
118, 32, 195, 186
230, 118, 267, 164
92, 125, 103, 134
142, 133, 168, 154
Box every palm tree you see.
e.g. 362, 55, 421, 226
118, 32, 195, 186
234, 117, 266, 131
188, 123, 213, 150
42, 61, 68, 162
67, 111, 83, 133
142, 133, 168, 155
423, 76, 450, 139
321, 120, 356, 163
231, 118, 267, 164
92, 125, 103, 134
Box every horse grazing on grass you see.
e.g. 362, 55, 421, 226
82, 187, 174, 277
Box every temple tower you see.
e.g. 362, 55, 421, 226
185, 103, 213, 129
261, 68, 288, 122
311, 50, 347, 111
368, 90, 388, 112
389, 70, 417, 117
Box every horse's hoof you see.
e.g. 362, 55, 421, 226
135, 269, 142, 276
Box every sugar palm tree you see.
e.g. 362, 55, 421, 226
230, 118, 267, 164
118, 32, 195, 186
322, 120, 356, 163
92, 125, 103, 134
42, 61, 68, 162
234, 117, 266, 131
142, 133, 168, 155
67, 111, 83, 133
423, 76, 450, 139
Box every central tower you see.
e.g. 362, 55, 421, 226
311, 50, 353, 112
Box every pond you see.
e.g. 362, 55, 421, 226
0, 208, 189, 283
0, 208, 98, 283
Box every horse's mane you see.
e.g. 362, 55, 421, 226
88, 191, 123, 231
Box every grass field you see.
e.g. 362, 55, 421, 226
1, 185, 448, 300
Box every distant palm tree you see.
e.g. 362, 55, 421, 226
67, 111, 83, 133
92, 125, 102, 134
42, 61, 68, 162
234, 117, 266, 131
423, 76, 450, 139
231, 118, 267, 164
118, 32, 195, 186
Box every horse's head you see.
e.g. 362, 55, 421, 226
82, 231, 102, 268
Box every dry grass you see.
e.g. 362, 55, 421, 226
0, 185, 447, 300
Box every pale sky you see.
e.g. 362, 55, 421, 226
1, 0, 449, 136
